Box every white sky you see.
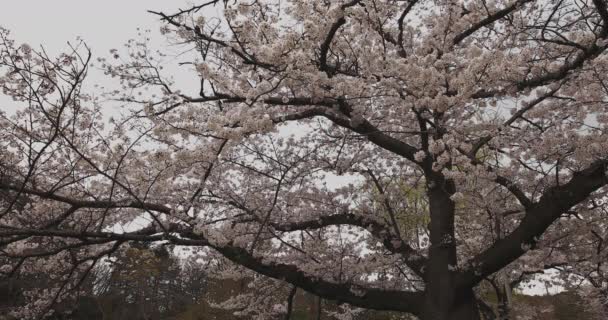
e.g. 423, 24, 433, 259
1, 1, 198, 53
0, 1, 221, 115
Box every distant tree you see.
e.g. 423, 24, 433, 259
92, 243, 208, 320
2, 1, 608, 319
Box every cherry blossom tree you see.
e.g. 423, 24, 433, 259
2, 0, 608, 319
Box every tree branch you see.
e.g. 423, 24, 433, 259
270, 212, 426, 276
209, 242, 424, 315
457, 159, 608, 289
0, 181, 172, 214
453, 0, 534, 45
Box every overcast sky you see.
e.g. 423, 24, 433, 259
0, 1, 221, 114
1, 1, 198, 53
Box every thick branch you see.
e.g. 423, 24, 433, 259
0, 226, 164, 244
270, 213, 426, 276
0, 181, 171, 214
457, 159, 608, 289
453, 0, 534, 45
516, 43, 607, 91
319, 17, 346, 76
397, 0, 420, 55
174, 95, 421, 163
494, 174, 533, 209
209, 242, 424, 315
319, 108, 420, 163
593, 0, 608, 37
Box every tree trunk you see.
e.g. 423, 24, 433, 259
316, 296, 323, 320
491, 280, 511, 320
497, 285, 511, 320
478, 300, 497, 320
419, 154, 484, 320
422, 172, 471, 320
421, 290, 481, 320
284, 286, 297, 320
